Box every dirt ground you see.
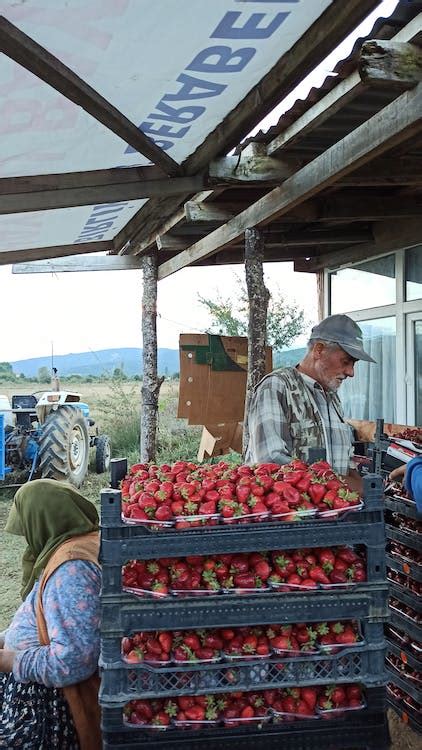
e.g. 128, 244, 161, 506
388, 708, 422, 750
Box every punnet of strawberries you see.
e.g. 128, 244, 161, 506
120, 459, 362, 529
124, 683, 365, 729
122, 546, 366, 597
121, 620, 363, 664
391, 427, 422, 445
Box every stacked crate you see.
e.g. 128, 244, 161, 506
99, 466, 389, 750
384, 493, 422, 735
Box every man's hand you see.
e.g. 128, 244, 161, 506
389, 464, 406, 483
0, 648, 15, 673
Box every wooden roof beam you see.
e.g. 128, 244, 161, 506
337, 157, 422, 186
12, 255, 142, 274
359, 40, 422, 89
295, 216, 422, 272
0, 240, 111, 267
157, 82, 422, 279
0, 15, 181, 176
158, 227, 372, 253
184, 200, 317, 224
267, 14, 422, 156
317, 194, 422, 222
0, 150, 296, 214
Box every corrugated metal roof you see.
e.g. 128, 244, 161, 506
238, 0, 422, 153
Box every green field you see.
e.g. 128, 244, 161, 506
0, 377, 201, 630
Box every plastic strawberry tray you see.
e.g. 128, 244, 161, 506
385, 662, 421, 704
99, 637, 386, 704
385, 524, 422, 554
389, 580, 422, 614
386, 553, 422, 583
388, 605, 421, 645
385, 639, 422, 680
384, 496, 420, 521
385, 627, 422, 664
387, 694, 422, 736
100, 475, 385, 569
101, 688, 389, 749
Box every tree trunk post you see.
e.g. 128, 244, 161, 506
243, 227, 270, 455
141, 252, 164, 462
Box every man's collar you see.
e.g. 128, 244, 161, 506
296, 366, 335, 396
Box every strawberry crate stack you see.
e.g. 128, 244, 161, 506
384, 489, 422, 735
99, 458, 390, 750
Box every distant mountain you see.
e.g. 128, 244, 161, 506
11, 348, 180, 378
11, 344, 306, 379
275, 346, 306, 368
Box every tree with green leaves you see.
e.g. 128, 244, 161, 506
198, 275, 306, 352
37, 366, 51, 383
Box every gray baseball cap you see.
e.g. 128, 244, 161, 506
309, 314, 376, 363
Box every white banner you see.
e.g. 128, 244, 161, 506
0, 0, 332, 250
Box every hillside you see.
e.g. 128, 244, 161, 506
11, 344, 306, 379
11, 348, 180, 378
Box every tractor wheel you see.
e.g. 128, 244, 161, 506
95, 435, 111, 474
38, 405, 90, 488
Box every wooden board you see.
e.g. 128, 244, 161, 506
178, 334, 272, 425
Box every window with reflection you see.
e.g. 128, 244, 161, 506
340, 317, 396, 422
406, 247, 422, 301
330, 255, 396, 314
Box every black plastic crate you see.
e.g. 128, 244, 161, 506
389, 581, 422, 614
100, 475, 385, 564
99, 645, 386, 705
386, 638, 422, 674
389, 607, 421, 644
99, 621, 386, 703
387, 694, 422, 736
385, 524, 422, 553
101, 688, 388, 750
101, 584, 389, 635
386, 553, 422, 583
386, 664, 421, 703
384, 496, 420, 521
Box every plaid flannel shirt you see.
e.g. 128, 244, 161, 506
245, 368, 353, 476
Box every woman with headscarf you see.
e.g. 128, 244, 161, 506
0, 479, 102, 749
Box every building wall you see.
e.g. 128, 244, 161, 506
324, 247, 422, 426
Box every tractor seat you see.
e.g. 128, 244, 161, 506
12, 395, 38, 410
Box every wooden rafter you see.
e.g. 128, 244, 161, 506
0, 240, 111, 267
12, 255, 142, 274
157, 82, 422, 279
0, 15, 181, 176
0, 151, 296, 214
267, 13, 422, 156
295, 217, 422, 272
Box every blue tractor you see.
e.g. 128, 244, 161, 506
0, 390, 110, 488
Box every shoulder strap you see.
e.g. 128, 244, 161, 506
36, 532, 101, 750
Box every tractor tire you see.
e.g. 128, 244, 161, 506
38, 405, 90, 488
95, 435, 111, 474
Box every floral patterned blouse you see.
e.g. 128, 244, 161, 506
4, 560, 101, 688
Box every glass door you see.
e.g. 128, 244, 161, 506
406, 314, 422, 426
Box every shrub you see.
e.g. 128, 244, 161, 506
95, 378, 141, 457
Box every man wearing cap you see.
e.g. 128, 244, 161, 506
245, 314, 375, 486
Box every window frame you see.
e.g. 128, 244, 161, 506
326, 248, 422, 425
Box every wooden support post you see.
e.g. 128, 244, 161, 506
243, 228, 270, 456
141, 252, 164, 462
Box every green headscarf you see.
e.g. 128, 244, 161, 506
5, 478, 99, 600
